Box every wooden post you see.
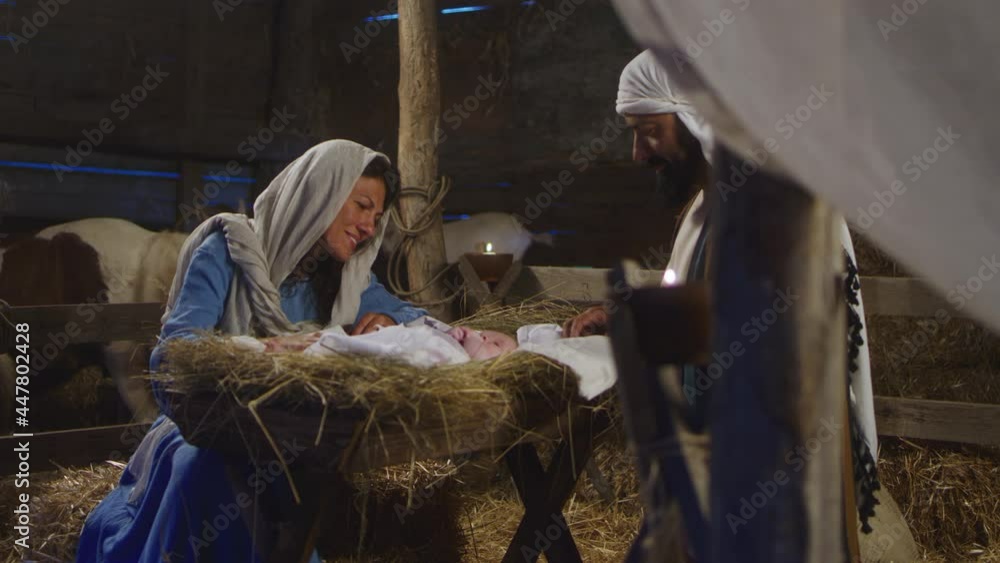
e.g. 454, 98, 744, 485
397, 0, 450, 318
708, 148, 845, 563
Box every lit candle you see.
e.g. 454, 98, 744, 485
484, 242, 496, 255
662, 268, 677, 286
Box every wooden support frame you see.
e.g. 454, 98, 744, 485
501, 408, 602, 563
0, 423, 147, 475
456, 256, 523, 314
0, 302, 164, 353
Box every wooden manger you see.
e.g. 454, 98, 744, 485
153, 328, 610, 562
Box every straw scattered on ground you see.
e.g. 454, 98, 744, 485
879, 439, 1000, 562
852, 229, 913, 278
0, 463, 121, 563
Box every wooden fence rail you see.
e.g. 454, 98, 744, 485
0, 267, 993, 471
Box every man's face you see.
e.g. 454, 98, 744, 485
626, 113, 691, 170
626, 113, 707, 206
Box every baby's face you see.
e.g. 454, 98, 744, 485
447, 326, 517, 360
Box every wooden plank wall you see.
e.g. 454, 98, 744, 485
0, 143, 261, 230
329, 1, 661, 268
1, 0, 663, 265
0, 0, 279, 159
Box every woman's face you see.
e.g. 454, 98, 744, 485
322, 175, 386, 262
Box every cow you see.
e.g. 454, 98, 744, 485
36, 217, 188, 303
0, 218, 190, 432
36, 218, 189, 423
0, 232, 110, 432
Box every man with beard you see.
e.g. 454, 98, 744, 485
563, 50, 907, 561
562, 49, 720, 562
564, 49, 714, 337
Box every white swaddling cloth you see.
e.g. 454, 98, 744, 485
304, 323, 470, 368
516, 324, 617, 400
231, 317, 618, 400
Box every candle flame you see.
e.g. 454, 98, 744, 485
662, 268, 677, 286
485, 242, 493, 253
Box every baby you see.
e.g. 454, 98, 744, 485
259, 318, 516, 362
446, 326, 516, 360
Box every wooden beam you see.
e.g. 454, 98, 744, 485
506, 267, 964, 319
457, 255, 492, 313
0, 302, 164, 353
875, 396, 1000, 446
0, 423, 148, 476
859, 276, 953, 317
397, 0, 450, 319
504, 266, 638, 305
492, 260, 524, 304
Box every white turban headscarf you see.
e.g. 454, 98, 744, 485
616, 50, 714, 163
163, 139, 390, 336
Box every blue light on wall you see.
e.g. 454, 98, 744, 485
443, 214, 471, 221
365, 1, 535, 22
0, 160, 180, 179
440, 6, 489, 15
0, 160, 256, 184
202, 175, 256, 185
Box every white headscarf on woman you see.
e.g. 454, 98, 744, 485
163, 139, 390, 336
616, 50, 714, 164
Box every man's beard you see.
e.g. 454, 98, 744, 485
652, 152, 705, 208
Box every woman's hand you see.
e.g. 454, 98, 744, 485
263, 331, 322, 353
562, 306, 609, 337
351, 313, 396, 335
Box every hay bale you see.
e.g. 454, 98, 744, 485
867, 315, 1000, 404
879, 438, 1000, 561
460, 300, 582, 335
38, 365, 124, 430
0, 464, 120, 563
852, 230, 912, 278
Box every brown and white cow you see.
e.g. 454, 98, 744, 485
0, 232, 110, 432
0, 218, 189, 431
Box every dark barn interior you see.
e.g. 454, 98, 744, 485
0, 0, 670, 267
1, 1, 999, 562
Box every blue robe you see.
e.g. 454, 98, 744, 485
76, 232, 426, 563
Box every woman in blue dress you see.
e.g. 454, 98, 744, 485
76, 140, 427, 562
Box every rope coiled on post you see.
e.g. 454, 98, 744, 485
386, 177, 463, 307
